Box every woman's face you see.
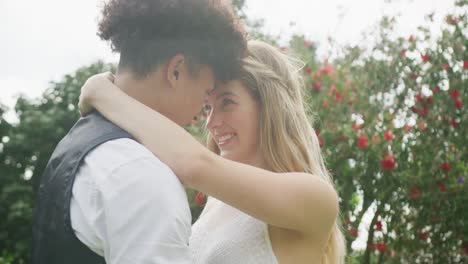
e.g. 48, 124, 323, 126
205, 80, 263, 165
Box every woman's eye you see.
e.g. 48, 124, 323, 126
222, 98, 234, 106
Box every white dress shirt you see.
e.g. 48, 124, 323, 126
70, 138, 192, 264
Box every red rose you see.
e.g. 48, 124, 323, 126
415, 93, 423, 102
421, 54, 430, 63
440, 162, 451, 172
350, 228, 358, 238
195, 192, 206, 206
313, 82, 322, 91
464, 60, 468, 70
419, 232, 428, 240
381, 154, 396, 171
409, 35, 414, 42
304, 41, 312, 48
438, 183, 447, 193
376, 243, 386, 253
410, 187, 421, 200
305, 67, 312, 74
451, 90, 460, 100
357, 134, 368, 150
383, 131, 393, 142
376, 221, 383, 231
450, 118, 458, 128
455, 99, 463, 109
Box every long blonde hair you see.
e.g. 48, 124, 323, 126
206, 40, 346, 263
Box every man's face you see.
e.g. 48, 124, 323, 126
172, 65, 216, 126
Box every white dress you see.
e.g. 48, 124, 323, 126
190, 198, 279, 264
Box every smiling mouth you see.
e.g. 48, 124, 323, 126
217, 133, 237, 147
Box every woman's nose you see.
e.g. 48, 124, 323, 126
206, 110, 222, 131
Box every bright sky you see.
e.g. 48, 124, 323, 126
1, 0, 456, 109
0, 0, 457, 250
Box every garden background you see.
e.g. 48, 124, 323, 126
1, 0, 466, 263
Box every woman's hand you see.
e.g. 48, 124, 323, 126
78, 72, 115, 116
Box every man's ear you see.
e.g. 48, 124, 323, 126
166, 54, 186, 89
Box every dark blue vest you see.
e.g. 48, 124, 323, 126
31, 112, 133, 264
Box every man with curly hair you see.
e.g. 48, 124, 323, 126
31, 1, 247, 263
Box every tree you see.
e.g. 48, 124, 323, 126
294, 1, 467, 262
0, 62, 115, 263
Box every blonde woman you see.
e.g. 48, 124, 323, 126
79, 40, 346, 263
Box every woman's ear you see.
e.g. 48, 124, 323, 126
167, 54, 186, 88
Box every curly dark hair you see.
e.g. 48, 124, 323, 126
98, 0, 247, 81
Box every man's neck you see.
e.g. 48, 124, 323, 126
113, 71, 163, 113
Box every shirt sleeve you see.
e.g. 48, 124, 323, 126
95, 156, 192, 264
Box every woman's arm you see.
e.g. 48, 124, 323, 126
80, 74, 339, 239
